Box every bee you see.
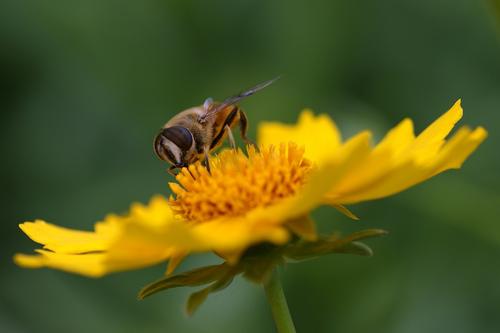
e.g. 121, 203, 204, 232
154, 77, 279, 175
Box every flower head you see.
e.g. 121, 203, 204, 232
14, 100, 487, 308
169, 144, 312, 222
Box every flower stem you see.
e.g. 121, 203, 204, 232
264, 269, 296, 333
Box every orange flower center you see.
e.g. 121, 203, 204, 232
168, 143, 312, 222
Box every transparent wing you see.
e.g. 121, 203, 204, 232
199, 76, 280, 123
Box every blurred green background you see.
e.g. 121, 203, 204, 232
1, 0, 499, 332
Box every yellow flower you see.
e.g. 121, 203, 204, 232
14, 100, 487, 278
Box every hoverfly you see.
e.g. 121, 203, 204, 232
154, 77, 279, 175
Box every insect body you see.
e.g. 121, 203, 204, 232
154, 78, 278, 175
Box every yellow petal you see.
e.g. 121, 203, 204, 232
15, 196, 180, 277
165, 252, 187, 275
258, 109, 341, 166
188, 219, 290, 252
216, 250, 244, 265
287, 216, 317, 241
324, 100, 487, 204
373, 118, 415, 156
414, 99, 463, 149
19, 220, 118, 254
429, 126, 487, 174
13, 253, 45, 268
14, 250, 108, 278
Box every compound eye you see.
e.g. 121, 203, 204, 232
164, 147, 177, 164
162, 126, 193, 151
154, 134, 178, 164
153, 134, 168, 161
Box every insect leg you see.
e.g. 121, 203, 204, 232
238, 110, 256, 146
203, 147, 211, 174
225, 124, 237, 149
167, 165, 178, 177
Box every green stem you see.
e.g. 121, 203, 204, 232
263, 269, 297, 333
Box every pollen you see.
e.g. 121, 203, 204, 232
169, 143, 312, 223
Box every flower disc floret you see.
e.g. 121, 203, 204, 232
169, 143, 312, 222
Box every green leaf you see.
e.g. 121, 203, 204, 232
138, 229, 388, 304
242, 254, 284, 283
239, 243, 286, 283
331, 241, 373, 256
285, 229, 387, 261
186, 275, 234, 316
186, 287, 211, 316
138, 263, 230, 300
335, 229, 388, 243
332, 204, 360, 220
